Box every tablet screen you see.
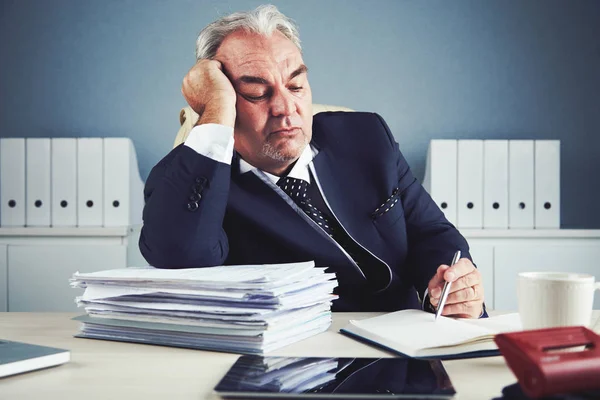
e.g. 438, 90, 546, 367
214, 356, 455, 399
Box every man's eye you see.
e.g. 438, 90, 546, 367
244, 94, 267, 101
290, 86, 303, 92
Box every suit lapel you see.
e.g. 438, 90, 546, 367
311, 129, 371, 243
311, 122, 393, 291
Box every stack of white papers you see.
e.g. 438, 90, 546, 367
70, 261, 338, 354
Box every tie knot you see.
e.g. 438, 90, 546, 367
277, 177, 310, 203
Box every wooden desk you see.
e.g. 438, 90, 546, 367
1, 312, 599, 399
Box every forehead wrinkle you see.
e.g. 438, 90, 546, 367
238, 48, 298, 67
237, 56, 304, 86
238, 57, 274, 69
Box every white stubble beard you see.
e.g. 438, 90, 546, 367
261, 131, 310, 162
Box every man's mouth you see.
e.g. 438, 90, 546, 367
270, 128, 302, 137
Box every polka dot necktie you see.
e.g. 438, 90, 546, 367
276, 177, 335, 236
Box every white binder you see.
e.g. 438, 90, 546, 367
457, 140, 484, 228
0, 139, 26, 227
508, 140, 534, 229
423, 140, 457, 225
103, 138, 144, 227
534, 140, 560, 229
26, 138, 52, 226
77, 138, 103, 226
51, 139, 77, 227
483, 140, 509, 229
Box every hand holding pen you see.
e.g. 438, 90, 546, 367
427, 250, 485, 319
435, 250, 461, 320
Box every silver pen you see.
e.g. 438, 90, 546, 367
435, 250, 461, 320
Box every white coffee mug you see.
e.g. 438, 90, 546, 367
517, 272, 600, 330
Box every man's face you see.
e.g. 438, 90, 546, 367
216, 30, 313, 174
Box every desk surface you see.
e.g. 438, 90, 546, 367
1, 312, 599, 400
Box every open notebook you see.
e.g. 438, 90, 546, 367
340, 309, 522, 359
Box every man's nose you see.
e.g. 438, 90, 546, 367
270, 89, 296, 117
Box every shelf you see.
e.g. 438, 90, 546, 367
0, 226, 131, 237
460, 229, 600, 239
2, 227, 596, 239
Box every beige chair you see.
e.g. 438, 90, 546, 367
173, 104, 353, 148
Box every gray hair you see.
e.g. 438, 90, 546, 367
195, 4, 301, 61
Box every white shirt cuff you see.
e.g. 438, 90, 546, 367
422, 288, 430, 310
184, 124, 234, 165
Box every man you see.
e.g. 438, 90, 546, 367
140, 5, 486, 317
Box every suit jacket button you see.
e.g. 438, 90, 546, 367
195, 177, 207, 185
192, 182, 204, 194
189, 193, 201, 202
187, 201, 199, 211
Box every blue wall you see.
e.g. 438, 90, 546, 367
1, 0, 599, 228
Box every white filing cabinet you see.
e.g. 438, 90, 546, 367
0, 226, 145, 312
463, 230, 600, 311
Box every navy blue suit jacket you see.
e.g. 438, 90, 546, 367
139, 112, 472, 312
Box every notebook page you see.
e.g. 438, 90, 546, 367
460, 313, 522, 333
348, 309, 494, 350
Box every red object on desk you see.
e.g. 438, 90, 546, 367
494, 326, 600, 399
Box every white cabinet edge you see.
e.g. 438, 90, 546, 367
461, 229, 600, 239
0, 226, 137, 237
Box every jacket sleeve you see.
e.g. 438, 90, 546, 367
374, 114, 472, 300
138, 144, 230, 268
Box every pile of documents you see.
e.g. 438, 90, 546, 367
70, 261, 338, 354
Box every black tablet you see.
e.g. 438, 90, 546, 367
214, 356, 456, 399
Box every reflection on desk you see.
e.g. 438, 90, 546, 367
0, 311, 598, 400
214, 356, 455, 398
